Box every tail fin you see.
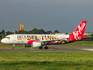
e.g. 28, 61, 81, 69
70, 21, 87, 41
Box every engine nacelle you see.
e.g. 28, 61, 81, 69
31, 42, 42, 47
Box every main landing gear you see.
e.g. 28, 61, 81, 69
44, 45, 48, 49
39, 45, 48, 49
39, 46, 42, 49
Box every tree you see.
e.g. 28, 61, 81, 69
89, 34, 93, 41
0, 35, 1, 40
29, 30, 32, 34
25, 31, 29, 34
0, 31, 2, 34
54, 30, 59, 33
17, 30, 27, 34
38, 29, 45, 34
65, 33, 68, 35
32, 28, 39, 34
15, 30, 18, 34
1, 29, 5, 34
84, 34, 93, 41
6, 31, 14, 35
0, 29, 6, 39
46, 31, 52, 34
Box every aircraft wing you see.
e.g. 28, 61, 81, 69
39, 38, 66, 44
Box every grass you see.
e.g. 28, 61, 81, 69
0, 41, 93, 70
0, 52, 93, 70
0, 52, 93, 61
0, 61, 93, 70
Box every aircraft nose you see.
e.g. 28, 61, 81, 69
1, 39, 4, 43
1, 38, 7, 43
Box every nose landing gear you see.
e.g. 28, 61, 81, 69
12, 44, 15, 49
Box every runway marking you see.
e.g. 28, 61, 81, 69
82, 49, 93, 51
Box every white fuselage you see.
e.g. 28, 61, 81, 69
1, 34, 69, 44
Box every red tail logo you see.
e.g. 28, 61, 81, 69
70, 21, 87, 41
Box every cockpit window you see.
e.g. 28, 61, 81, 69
6, 37, 10, 39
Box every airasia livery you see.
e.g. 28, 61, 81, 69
1, 21, 88, 49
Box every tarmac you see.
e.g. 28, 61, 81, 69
0, 45, 93, 52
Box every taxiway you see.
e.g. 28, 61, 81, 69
0, 45, 93, 52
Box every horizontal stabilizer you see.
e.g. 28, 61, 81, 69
78, 36, 88, 40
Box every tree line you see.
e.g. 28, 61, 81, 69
85, 34, 93, 41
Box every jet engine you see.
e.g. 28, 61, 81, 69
31, 42, 42, 47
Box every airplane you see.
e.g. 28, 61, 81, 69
1, 21, 88, 49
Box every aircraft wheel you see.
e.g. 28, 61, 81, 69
39, 46, 42, 49
45, 46, 48, 49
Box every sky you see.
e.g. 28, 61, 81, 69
0, 0, 93, 33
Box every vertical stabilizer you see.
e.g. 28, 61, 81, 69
70, 21, 87, 41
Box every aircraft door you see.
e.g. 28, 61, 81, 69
12, 35, 17, 43
13, 35, 16, 41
